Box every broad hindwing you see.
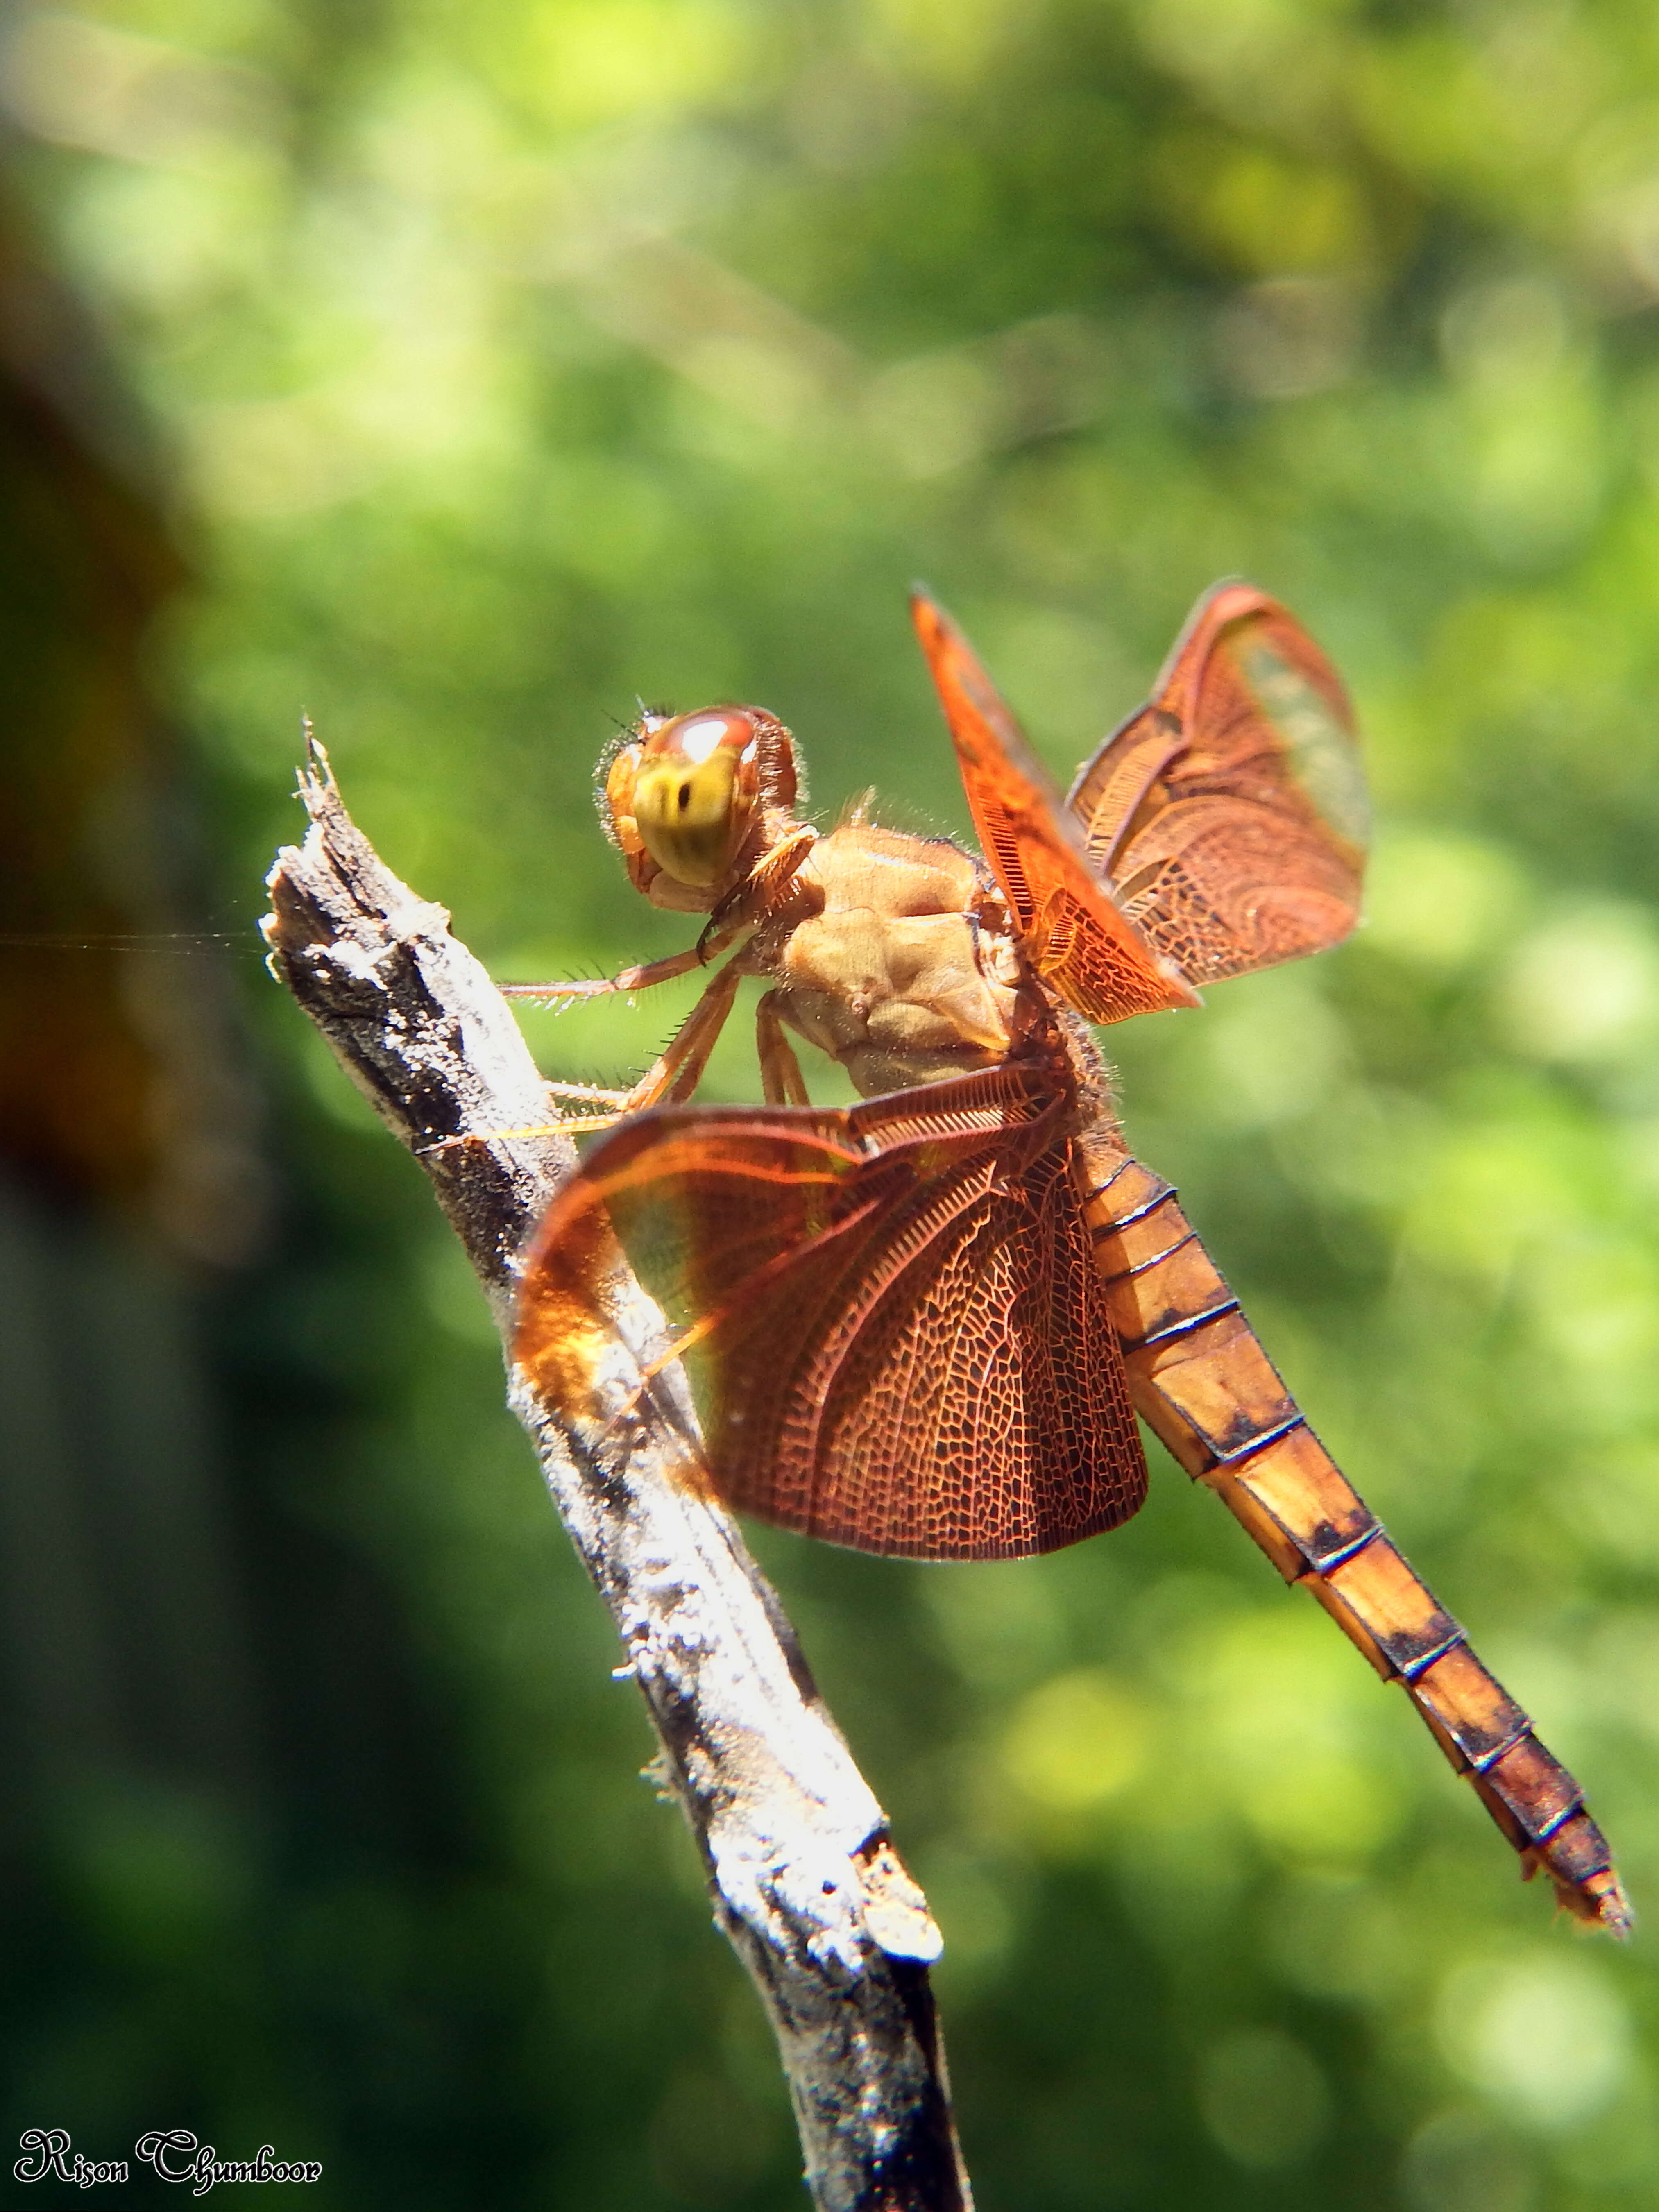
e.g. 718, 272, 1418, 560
1068, 581, 1367, 986
909, 592, 1198, 1026
514, 1063, 1148, 1560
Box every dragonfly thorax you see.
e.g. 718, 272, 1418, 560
768, 824, 1027, 1097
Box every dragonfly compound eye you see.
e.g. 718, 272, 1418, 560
631, 707, 766, 887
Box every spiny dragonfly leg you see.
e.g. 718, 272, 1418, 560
500, 911, 757, 1009
499, 946, 707, 1006
426, 962, 747, 1156
544, 1080, 631, 1105
756, 990, 811, 1107
619, 960, 744, 1111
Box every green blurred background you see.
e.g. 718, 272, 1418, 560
1, 1, 1656, 2205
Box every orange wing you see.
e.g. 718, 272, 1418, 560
514, 1063, 1147, 1561
909, 592, 1200, 1026
1068, 581, 1367, 985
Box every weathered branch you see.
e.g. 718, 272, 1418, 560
262, 743, 972, 2212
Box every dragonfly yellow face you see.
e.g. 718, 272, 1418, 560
602, 704, 799, 907
506, 583, 1630, 1936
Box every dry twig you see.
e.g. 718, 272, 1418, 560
261, 742, 972, 2212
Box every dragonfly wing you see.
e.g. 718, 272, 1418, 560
1069, 582, 1367, 985
515, 1064, 1147, 1560
909, 591, 1199, 1026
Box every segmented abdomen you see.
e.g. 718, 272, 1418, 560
1081, 1149, 1630, 1936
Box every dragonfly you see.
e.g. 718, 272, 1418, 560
508, 582, 1629, 1936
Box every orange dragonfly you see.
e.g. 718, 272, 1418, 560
510, 582, 1629, 1935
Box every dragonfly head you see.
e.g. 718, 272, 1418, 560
599, 705, 802, 910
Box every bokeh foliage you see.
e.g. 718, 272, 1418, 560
6, 0, 1659, 2204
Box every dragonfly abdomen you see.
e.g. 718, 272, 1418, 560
1080, 1147, 1630, 1937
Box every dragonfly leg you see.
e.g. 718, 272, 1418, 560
702, 826, 818, 947
544, 1081, 632, 1105
1080, 1145, 1632, 1937
499, 946, 707, 1006
503, 1079, 635, 1136
426, 963, 746, 1153
501, 911, 758, 1009
756, 991, 811, 1106
616, 958, 745, 1113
